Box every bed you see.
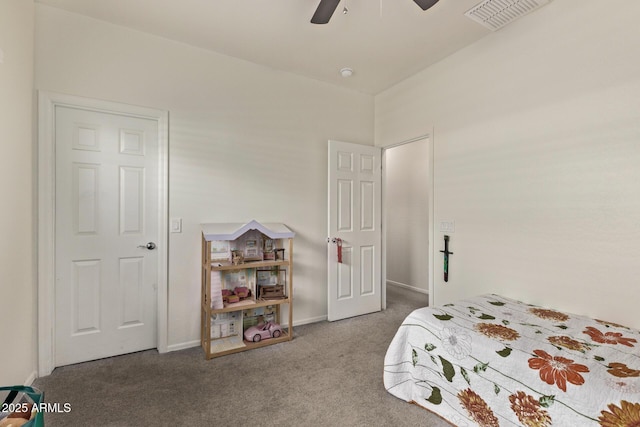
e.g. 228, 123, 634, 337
383, 294, 640, 426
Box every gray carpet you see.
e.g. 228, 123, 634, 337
34, 286, 452, 426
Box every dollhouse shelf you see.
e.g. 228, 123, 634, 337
202, 297, 292, 315
200, 220, 295, 359
209, 259, 290, 271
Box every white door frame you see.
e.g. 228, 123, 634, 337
37, 91, 169, 376
380, 134, 434, 309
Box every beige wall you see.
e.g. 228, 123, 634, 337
0, 0, 36, 384
35, 5, 374, 349
376, 0, 640, 329
23, 0, 640, 374
385, 139, 429, 293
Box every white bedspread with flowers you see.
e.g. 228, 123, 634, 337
383, 294, 640, 426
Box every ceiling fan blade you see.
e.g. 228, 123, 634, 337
311, 0, 341, 24
413, 0, 440, 11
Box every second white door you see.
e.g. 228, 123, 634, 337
55, 105, 159, 366
327, 140, 382, 321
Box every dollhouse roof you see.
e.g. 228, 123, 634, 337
201, 220, 295, 241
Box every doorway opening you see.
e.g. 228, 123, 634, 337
382, 136, 432, 309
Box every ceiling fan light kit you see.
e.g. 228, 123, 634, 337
311, 0, 440, 24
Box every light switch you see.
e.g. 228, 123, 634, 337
170, 218, 182, 233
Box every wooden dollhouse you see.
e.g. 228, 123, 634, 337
200, 220, 295, 358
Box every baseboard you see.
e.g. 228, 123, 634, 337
167, 340, 201, 352
293, 315, 327, 326
387, 280, 428, 295
25, 371, 37, 386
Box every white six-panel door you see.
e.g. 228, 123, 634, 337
327, 140, 382, 321
54, 105, 158, 366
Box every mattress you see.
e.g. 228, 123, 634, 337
383, 294, 640, 426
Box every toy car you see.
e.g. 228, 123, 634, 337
244, 321, 283, 342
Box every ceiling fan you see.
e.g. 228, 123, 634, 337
311, 0, 440, 24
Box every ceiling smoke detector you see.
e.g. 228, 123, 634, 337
465, 0, 551, 31
340, 68, 354, 78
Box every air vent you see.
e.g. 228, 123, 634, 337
465, 0, 551, 31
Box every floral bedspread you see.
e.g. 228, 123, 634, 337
383, 294, 640, 426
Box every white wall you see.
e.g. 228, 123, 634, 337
376, 0, 640, 329
385, 140, 429, 292
0, 0, 37, 384
35, 5, 374, 349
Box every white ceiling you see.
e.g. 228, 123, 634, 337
35, 0, 493, 95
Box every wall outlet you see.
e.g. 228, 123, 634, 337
439, 220, 455, 233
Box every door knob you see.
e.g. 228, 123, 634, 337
138, 242, 156, 250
